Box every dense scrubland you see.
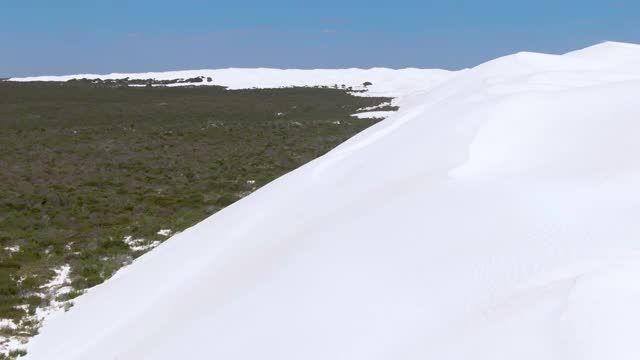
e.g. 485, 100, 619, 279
0, 80, 393, 355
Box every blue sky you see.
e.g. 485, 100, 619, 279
2, 0, 639, 77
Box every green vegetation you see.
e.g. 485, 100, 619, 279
0, 349, 27, 360
66, 76, 213, 87
0, 80, 392, 356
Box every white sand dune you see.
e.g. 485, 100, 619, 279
21, 42, 640, 360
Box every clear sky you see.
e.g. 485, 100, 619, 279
2, 0, 639, 77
